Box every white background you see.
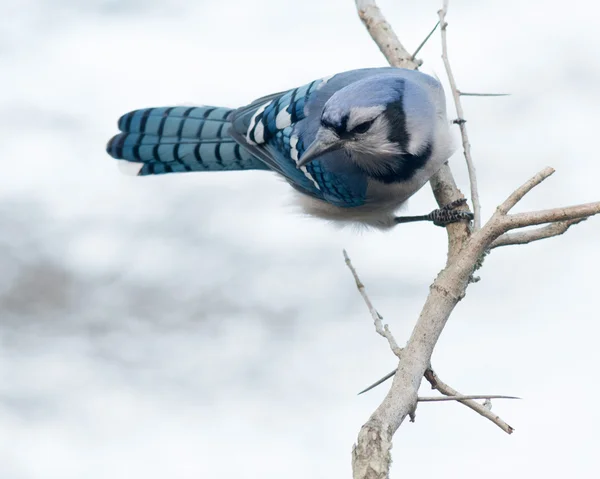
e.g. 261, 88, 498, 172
1, 0, 599, 477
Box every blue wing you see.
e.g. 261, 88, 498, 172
229, 72, 388, 207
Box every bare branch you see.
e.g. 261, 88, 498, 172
349, 258, 516, 439
497, 167, 555, 214
438, 2, 482, 230
424, 369, 515, 434
343, 250, 402, 358
418, 395, 520, 402
411, 21, 440, 60
504, 202, 600, 230
355, 1, 420, 69
483, 167, 600, 237
490, 218, 587, 249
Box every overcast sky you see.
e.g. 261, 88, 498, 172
1, 0, 599, 477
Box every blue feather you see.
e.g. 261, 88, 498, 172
106, 106, 269, 175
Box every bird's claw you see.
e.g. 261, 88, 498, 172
427, 198, 473, 227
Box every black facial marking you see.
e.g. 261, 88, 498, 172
367, 141, 433, 184
321, 113, 349, 137
359, 78, 430, 183
383, 100, 409, 151
339, 114, 348, 133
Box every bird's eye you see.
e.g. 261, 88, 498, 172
351, 120, 373, 135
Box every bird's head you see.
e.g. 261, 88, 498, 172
297, 74, 442, 176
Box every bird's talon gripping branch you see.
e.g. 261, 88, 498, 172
393, 198, 472, 226
441, 197, 467, 210
428, 198, 473, 227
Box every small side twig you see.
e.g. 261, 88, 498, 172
424, 369, 515, 434
439, 1, 481, 230
497, 167, 555, 214
343, 250, 402, 358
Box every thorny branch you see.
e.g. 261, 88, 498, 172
345, 250, 518, 433
439, 1, 481, 230
350, 1, 600, 478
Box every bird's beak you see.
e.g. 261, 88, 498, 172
296, 129, 341, 168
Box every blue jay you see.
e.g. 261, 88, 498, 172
106, 67, 472, 228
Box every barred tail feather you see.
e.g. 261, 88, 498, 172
106, 106, 270, 176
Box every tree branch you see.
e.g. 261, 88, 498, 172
503, 202, 600, 230
439, 1, 481, 230
355, 1, 420, 69
347, 255, 517, 433
490, 218, 587, 249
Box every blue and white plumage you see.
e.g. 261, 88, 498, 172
106, 67, 460, 229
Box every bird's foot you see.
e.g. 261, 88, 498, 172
427, 198, 473, 227
393, 198, 473, 226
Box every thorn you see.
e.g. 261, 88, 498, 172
411, 20, 440, 60
357, 370, 396, 395
459, 91, 511, 97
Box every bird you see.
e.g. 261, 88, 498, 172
106, 67, 472, 229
